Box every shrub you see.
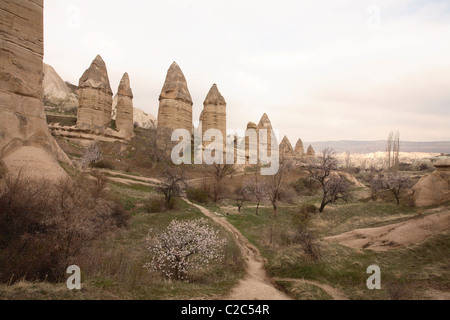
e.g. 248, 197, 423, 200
279, 187, 298, 204
146, 198, 167, 213
300, 204, 318, 215
292, 205, 315, 233
295, 230, 321, 261
93, 159, 115, 170
186, 187, 209, 204
291, 177, 319, 196
0, 172, 129, 283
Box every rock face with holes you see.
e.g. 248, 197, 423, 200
114, 73, 134, 138
0, 0, 71, 180
200, 84, 227, 153
76, 55, 113, 128
413, 156, 450, 207
157, 62, 193, 135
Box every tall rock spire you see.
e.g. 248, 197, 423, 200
115, 73, 134, 138
77, 54, 113, 128
257, 113, 277, 158
295, 139, 305, 156
0, 0, 71, 181
157, 62, 193, 135
200, 84, 227, 154
280, 136, 295, 159
307, 145, 316, 157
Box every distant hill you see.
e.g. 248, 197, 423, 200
304, 141, 450, 154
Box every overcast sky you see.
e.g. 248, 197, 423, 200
44, 0, 450, 143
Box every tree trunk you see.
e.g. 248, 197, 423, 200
319, 200, 326, 213
256, 202, 260, 216
272, 203, 278, 219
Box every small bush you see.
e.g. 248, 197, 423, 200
93, 160, 115, 170
279, 187, 298, 204
291, 177, 319, 196
386, 281, 413, 300
186, 187, 209, 204
300, 204, 318, 215
146, 198, 167, 213
295, 231, 321, 261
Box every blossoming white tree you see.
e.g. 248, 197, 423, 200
146, 219, 226, 280
81, 141, 103, 169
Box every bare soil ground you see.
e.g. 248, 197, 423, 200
325, 208, 450, 251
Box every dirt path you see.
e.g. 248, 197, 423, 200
183, 199, 292, 300
272, 278, 348, 300
105, 172, 351, 300
325, 210, 450, 251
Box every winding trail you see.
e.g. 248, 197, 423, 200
106, 172, 347, 300
183, 199, 292, 300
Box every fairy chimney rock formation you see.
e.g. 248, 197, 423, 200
245, 122, 258, 163
257, 113, 277, 157
157, 62, 193, 135
115, 73, 134, 138
306, 145, 316, 157
77, 55, 113, 128
200, 84, 227, 151
0, 0, 71, 180
295, 139, 305, 156
280, 136, 296, 158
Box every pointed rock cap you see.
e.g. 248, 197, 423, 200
257, 113, 273, 130
79, 54, 112, 94
118, 72, 133, 98
159, 61, 193, 105
280, 136, 294, 150
307, 145, 316, 156
246, 122, 257, 131
204, 84, 226, 106
295, 139, 305, 155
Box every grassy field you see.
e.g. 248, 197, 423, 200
0, 180, 245, 300
215, 194, 449, 300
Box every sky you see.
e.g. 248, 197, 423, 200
44, 0, 450, 143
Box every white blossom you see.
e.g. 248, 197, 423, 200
145, 218, 226, 281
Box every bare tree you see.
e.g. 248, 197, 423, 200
234, 186, 247, 213
209, 164, 237, 203
371, 174, 410, 205
82, 141, 103, 169
133, 127, 172, 164
243, 176, 266, 215
306, 148, 351, 213
264, 159, 292, 218
156, 166, 188, 208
